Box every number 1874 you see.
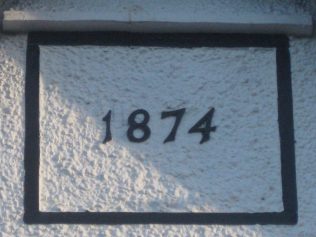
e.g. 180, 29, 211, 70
102, 108, 216, 144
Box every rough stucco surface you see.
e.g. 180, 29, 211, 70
1, 34, 316, 237
0, 1, 316, 237
39, 46, 281, 213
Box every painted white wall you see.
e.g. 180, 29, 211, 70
38, 46, 282, 213
1, 1, 316, 236
2, 0, 313, 35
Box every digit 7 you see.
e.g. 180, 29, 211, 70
161, 108, 186, 143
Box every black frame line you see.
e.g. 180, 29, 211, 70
24, 32, 297, 225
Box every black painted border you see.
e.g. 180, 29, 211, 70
24, 32, 297, 225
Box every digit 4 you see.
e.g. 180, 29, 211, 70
188, 108, 216, 144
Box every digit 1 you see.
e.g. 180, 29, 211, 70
161, 108, 186, 143
102, 110, 112, 144
188, 108, 216, 144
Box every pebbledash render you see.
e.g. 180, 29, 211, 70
0, 1, 316, 236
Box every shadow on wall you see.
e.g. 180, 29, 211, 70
37, 44, 283, 215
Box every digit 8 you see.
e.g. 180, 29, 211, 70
127, 109, 151, 143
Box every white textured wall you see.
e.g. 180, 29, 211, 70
38, 46, 282, 213
0, 1, 316, 236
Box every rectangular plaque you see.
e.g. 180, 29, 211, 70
24, 32, 297, 224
